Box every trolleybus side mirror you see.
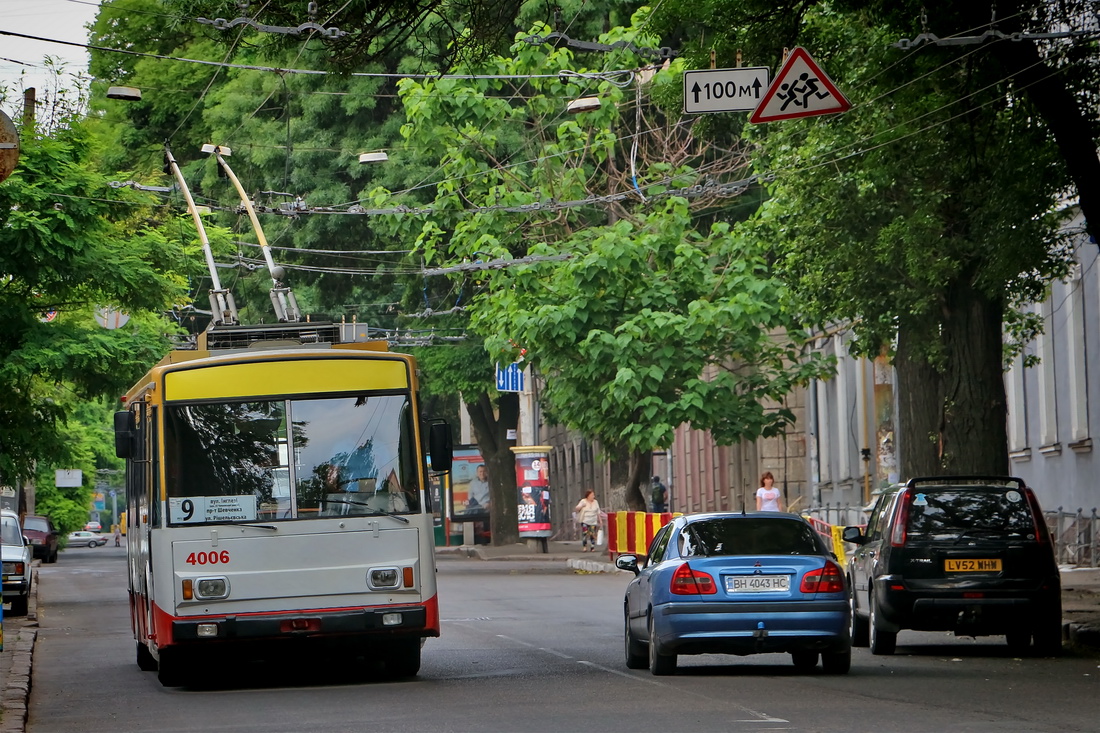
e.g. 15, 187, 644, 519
428, 421, 453, 473
114, 410, 135, 459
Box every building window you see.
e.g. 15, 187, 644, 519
1065, 264, 1090, 450
1036, 300, 1060, 454
1006, 352, 1030, 459
834, 337, 851, 482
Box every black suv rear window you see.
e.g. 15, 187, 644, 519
680, 518, 824, 557
906, 489, 1036, 540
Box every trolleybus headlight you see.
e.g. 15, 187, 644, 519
368, 567, 400, 589
382, 613, 403, 626
195, 577, 230, 599
197, 623, 220, 637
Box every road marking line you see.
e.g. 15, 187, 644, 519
575, 660, 789, 724
495, 633, 787, 725
495, 634, 574, 659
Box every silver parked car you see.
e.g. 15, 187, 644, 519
2, 510, 33, 616
67, 531, 108, 548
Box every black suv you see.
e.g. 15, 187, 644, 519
22, 515, 59, 563
843, 476, 1061, 656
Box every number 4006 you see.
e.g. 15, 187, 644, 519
185, 550, 230, 565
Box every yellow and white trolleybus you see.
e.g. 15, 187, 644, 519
114, 322, 452, 686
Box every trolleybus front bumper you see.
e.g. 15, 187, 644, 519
165, 601, 437, 645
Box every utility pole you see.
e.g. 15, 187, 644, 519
22, 87, 34, 128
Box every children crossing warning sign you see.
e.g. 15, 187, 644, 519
749, 47, 850, 123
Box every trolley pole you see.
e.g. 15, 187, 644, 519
165, 146, 238, 325
202, 144, 301, 323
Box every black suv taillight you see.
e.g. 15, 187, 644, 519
1023, 489, 1049, 545
890, 491, 912, 547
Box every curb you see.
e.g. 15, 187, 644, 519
566, 558, 626, 573
1065, 621, 1100, 650
0, 628, 36, 733
1, 567, 38, 733
436, 546, 625, 573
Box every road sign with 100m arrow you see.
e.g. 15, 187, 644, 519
683, 67, 769, 113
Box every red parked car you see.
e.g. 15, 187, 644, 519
23, 515, 59, 563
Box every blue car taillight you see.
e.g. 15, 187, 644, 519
670, 562, 717, 595
800, 560, 845, 593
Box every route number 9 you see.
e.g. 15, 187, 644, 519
181, 499, 194, 521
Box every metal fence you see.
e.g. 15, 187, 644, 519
804, 504, 1100, 569
1044, 507, 1099, 568
803, 504, 867, 529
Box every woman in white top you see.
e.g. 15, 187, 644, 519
756, 471, 783, 512
574, 489, 602, 552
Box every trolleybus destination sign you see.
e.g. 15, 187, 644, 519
169, 495, 258, 523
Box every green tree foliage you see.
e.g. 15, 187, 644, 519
86, 0, 527, 542
482, 200, 826, 448
651, 3, 1075, 475
88, 0, 415, 324
83, 2, 820, 528
0, 112, 197, 484
85, 0, 650, 538
381, 13, 828, 510
163, 0, 527, 69
32, 399, 123, 537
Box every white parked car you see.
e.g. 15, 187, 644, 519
67, 531, 108, 548
2, 510, 33, 616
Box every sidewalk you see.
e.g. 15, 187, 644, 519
3, 551, 1099, 733
1058, 565, 1100, 647
435, 538, 621, 573
0, 568, 38, 733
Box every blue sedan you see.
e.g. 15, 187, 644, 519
617, 512, 851, 675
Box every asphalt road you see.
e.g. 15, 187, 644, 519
26, 546, 1100, 733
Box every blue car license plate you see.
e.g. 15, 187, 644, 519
727, 575, 789, 592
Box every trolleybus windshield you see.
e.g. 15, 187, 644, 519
163, 393, 420, 525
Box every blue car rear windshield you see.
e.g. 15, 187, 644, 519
681, 518, 824, 557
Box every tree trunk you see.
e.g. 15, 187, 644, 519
895, 329, 944, 478
465, 391, 520, 546
627, 449, 650, 511
896, 280, 1009, 478
939, 280, 1009, 474
605, 444, 650, 511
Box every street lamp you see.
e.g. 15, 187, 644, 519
106, 86, 142, 101
359, 152, 389, 164
566, 96, 601, 113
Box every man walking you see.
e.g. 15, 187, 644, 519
650, 476, 668, 513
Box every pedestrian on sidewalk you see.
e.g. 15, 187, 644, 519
756, 472, 783, 512
575, 490, 602, 552
114, 526, 122, 546
650, 475, 668, 513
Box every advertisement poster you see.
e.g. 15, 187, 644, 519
449, 447, 490, 522
514, 450, 552, 536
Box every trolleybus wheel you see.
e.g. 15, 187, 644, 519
157, 648, 192, 687
386, 638, 422, 678
136, 642, 158, 671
